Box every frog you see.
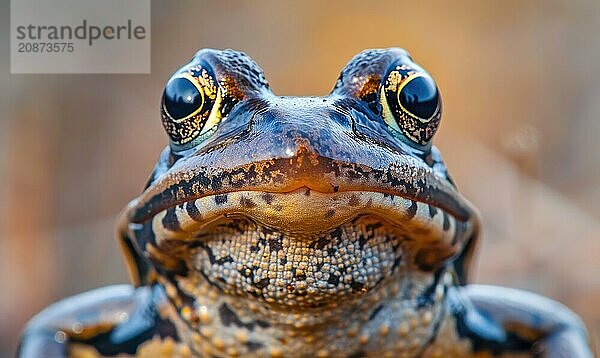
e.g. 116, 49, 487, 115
18, 48, 593, 358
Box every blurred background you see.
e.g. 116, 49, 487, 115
1, 0, 599, 355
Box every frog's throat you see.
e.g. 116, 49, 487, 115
159, 266, 453, 357
143, 189, 472, 309
139, 188, 467, 354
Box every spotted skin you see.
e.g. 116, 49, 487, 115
19, 49, 592, 357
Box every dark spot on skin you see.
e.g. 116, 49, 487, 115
443, 212, 450, 231
332, 185, 340, 192
219, 220, 246, 234
415, 250, 437, 272
187, 239, 208, 249
279, 257, 287, 265
261, 226, 274, 235
428, 205, 438, 218
240, 266, 254, 278
261, 193, 274, 204
268, 235, 283, 252
368, 304, 383, 321
330, 227, 343, 241
167, 272, 193, 302
132, 221, 157, 250
196, 266, 224, 291
185, 202, 202, 221
417, 269, 444, 309
328, 273, 340, 286
294, 270, 307, 281
358, 232, 373, 250
219, 303, 256, 330
255, 320, 270, 328
240, 196, 256, 208
304, 188, 311, 196
197, 244, 217, 265
161, 207, 180, 231
254, 278, 270, 289
391, 242, 403, 271
348, 194, 360, 207
245, 341, 264, 352
215, 255, 234, 265
366, 222, 383, 231
214, 194, 228, 205
348, 351, 366, 358
310, 236, 330, 250
325, 209, 335, 218
415, 248, 454, 272
155, 251, 190, 278
406, 200, 418, 219
350, 280, 365, 292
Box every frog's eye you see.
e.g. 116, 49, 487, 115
380, 62, 442, 146
161, 62, 223, 149
163, 75, 204, 119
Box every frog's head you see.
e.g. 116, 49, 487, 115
118, 48, 479, 335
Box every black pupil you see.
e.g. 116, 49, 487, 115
163, 77, 202, 119
399, 76, 439, 119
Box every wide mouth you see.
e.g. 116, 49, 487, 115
153, 188, 466, 239
128, 155, 476, 226
147, 188, 473, 310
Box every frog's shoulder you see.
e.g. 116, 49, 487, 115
18, 284, 182, 357
431, 285, 593, 357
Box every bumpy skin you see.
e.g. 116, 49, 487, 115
18, 49, 592, 357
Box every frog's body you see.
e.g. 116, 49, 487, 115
18, 49, 592, 357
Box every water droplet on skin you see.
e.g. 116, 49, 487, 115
72, 322, 83, 334
54, 331, 67, 343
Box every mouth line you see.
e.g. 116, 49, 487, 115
184, 186, 463, 216
151, 188, 470, 241
128, 156, 475, 225
132, 184, 473, 228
